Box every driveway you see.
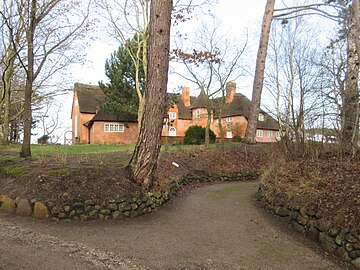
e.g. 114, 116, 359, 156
0, 182, 346, 269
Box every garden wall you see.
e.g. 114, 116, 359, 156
257, 182, 360, 269
0, 172, 259, 221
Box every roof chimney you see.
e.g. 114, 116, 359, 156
225, 81, 236, 104
181, 86, 191, 107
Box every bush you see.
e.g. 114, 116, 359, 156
233, 135, 242, 142
184, 125, 216, 145
37, 135, 50, 144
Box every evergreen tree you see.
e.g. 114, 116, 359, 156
99, 34, 146, 120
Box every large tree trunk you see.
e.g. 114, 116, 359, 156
129, 0, 173, 190
341, 1, 359, 156
245, 0, 275, 144
20, 0, 36, 158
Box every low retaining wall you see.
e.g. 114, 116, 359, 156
257, 182, 360, 269
0, 172, 259, 221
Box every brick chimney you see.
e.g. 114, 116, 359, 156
225, 81, 236, 104
181, 86, 191, 107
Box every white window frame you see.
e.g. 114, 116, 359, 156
257, 130, 263, 137
226, 131, 233, 139
169, 127, 176, 137
169, 112, 176, 120
195, 110, 201, 119
226, 116, 232, 123
276, 131, 281, 139
267, 131, 273, 138
258, 113, 265, 122
104, 123, 124, 133
74, 115, 78, 138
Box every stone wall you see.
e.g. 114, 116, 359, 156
0, 172, 258, 221
257, 183, 360, 269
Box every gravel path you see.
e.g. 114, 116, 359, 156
0, 182, 348, 270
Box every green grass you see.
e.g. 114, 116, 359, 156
0, 166, 23, 176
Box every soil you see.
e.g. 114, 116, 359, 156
0, 182, 350, 270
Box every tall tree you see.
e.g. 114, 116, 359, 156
129, 0, 173, 190
244, 0, 276, 144
17, 0, 90, 157
99, 34, 146, 128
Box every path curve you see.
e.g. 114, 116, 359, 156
0, 182, 347, 270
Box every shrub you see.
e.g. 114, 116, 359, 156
233, 135, 242, 142
37, 135, 50, 144
184, 125, 216, 145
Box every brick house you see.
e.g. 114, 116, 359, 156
71, 82, 279, 144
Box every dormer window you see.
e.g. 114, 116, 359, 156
169, 112, 176, 119
195, 110, 201, 119
258, 113, 265, 121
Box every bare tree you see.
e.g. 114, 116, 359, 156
129, 0, 173, 190
10, 0, 92, 157
172, 18, 245, 147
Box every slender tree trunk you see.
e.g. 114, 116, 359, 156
205, 108, 211, 148
245, 0, 275, 144
20, 0, 36, 158
1, 48, 16, 146
129, 0, 173, 190
341, 2, 359, 156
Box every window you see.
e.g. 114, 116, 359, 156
276, 132, 281, 139
169, 112, 176, 119
226, 131, 233, 139
104, 123, 124, 132
267, 131, 273, 138
169, 127, 176, 137
195, 110, 201, 119
74, 116, 78, 138
257, 130, 263, 137
258, 113, 264, 121
226, 116, 232, 122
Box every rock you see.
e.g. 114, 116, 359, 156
100, 209, 111, 215
350, 250, 360, 259
319, 232, 337, 253
89, 210, 99, 219
131, 203, 138, 210
118, 202, 131, 211
51, 206, 62, 215
94, 205, 101, 210
346, 234, 358, 243
33, 202, 49, 219
73, 202, 84, 208
146, 197, 154, 207
79, 214, 89, 221
352, 258, 360, 268
306, 225, 319, 242
335, 229, 348, 246
69, 210, 77, 218
315, 218, 331, 232
336, 247, 351, 262
306, 209, 316, 217
297, 215, 309, 226
354, 243, 360, 250
0, 195, 16, 214
108, 199, 116, 203
85, 205, 94, 213
346, 243, 354, 252
130, 210, 138, 218
112, 211, 122, 219
98, 214, 105, 220
85, 200, 95, 206
329, 227, 340, 237
108, 203, 118, 211
58, 212, 66, 219
123, 211, 131, 217
15, 198, 32, 216
275, 206, 290, 217
75, 208, 84, 214
64, 205, 71, 212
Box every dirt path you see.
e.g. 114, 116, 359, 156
0, 182, 348, 270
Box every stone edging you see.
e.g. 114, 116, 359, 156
257, 182, 360, 269
0, 172, 259, 221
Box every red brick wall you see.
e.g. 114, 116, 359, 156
90, 121, 138, 144
71, 92, 95, 144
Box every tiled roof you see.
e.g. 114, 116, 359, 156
75, 83, 105, 114
190, 90, 209, 109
